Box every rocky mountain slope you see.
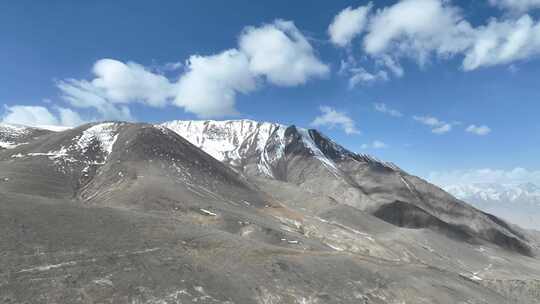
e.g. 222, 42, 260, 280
162, 120, 534, 256
0, 121, 539, 303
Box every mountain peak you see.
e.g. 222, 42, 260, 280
161, 119, 397, 179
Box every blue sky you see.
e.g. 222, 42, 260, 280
1, 0, 540, 184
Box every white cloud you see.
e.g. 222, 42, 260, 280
57, 79, 134, 121
56, 107, 85, 127
1, 105, 59, 127
462, 15, 540, 70
1, 105, 85, 128
363, 0, 471, 64
489, 0, 540, 12
58, 59, 176, 120
57, 59, 174, 121
338, 56, 389, 88
348, 67, 388, 88
174, 50, 256, 118
328, 0, 540, 74
91, 59, 174, 107
310, 106, 360, 135
413, 115, 453, 134
375, 55, 405, 77
466, 124, 492, 135
328, 4, 372, 47
361, 140, 388, 149
239, 20, 329, 86
428, 167, 540, 186
57, 20, 328, 119
432, 123, 452, 134
162, 61, 183, 71
373, 102, 403, 117
413, 115, 444, 126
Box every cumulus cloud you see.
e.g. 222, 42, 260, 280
428, 167, 540, 186
310, 106, 360, 135
174, 50, 256, 118
413, 115, 453, 134
239, 20, 329, 86
373, 102, 403, 117
363, 0, 471, 63
1, 105, 85, 128
466, 124, 492, 135
361, 140, 388, 149
489, 0, 540, 12
330, 0, 540, 77
90, 59, 174, 107
328, 4, 372, 47
57, 20, 328, 119
57, 58, 178, 120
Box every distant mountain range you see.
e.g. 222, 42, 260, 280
444, 183, 540, 230
1, 120, 539, 303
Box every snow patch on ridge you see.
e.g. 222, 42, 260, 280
296, 128, 340, 176
77, 123, 119, 156
9, 123, 120, 167
0, 123, 32, 149
161, 119, 287, 178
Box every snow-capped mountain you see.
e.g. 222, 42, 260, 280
160, 120, 287, 177
0, 123, 50, 149
445, 183, 540, 206
161, 119, 535, 256
160, 119, 398, 179
444, 183, 540, 230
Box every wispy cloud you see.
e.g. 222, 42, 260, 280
338, 57, 388, 89
488, 0, 540, 13
413, 115, 454, 134
349, 68, 388, 88
373, 102, 403, 117
360, 140, 388, 149
466, 124, 491, 136
311, 106, 360, 135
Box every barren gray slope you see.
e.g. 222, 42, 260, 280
1, 121, 539, 303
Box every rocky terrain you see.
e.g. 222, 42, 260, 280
0, 120, 539, 303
